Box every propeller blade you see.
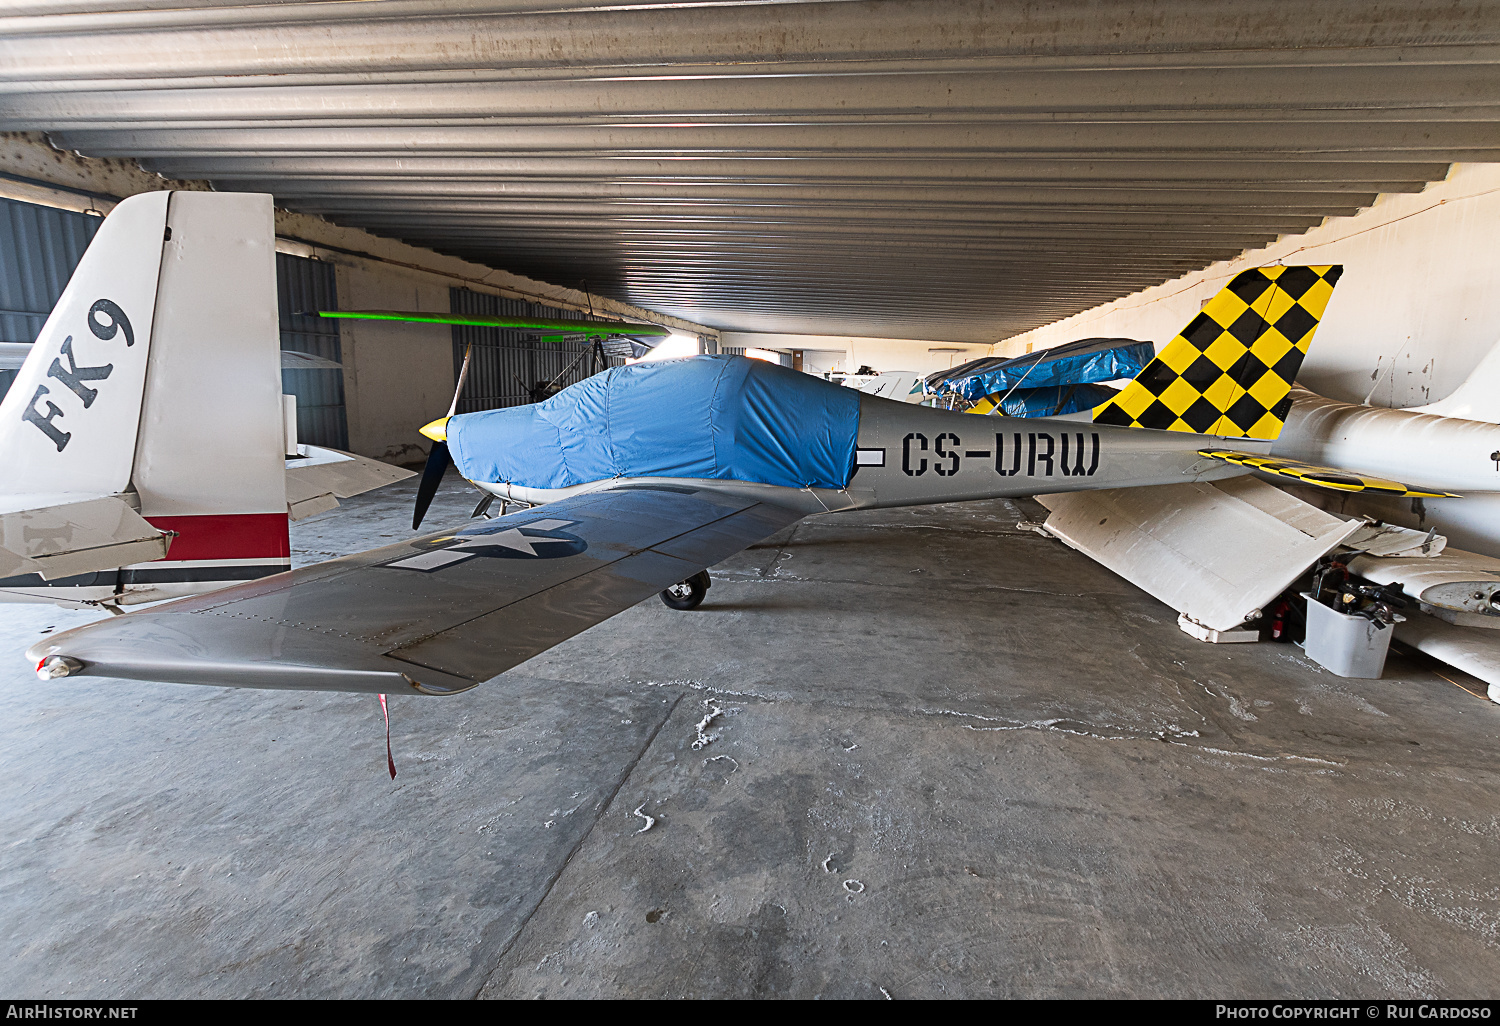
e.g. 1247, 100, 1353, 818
412, 440, 450, 531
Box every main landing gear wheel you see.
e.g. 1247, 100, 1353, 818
660, 570, 711, 610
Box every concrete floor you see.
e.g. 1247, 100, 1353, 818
1, 475, 1497, 998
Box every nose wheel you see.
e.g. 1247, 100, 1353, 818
660, 570, 711, 610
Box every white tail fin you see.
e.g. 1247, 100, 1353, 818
1411, 337, 1500, 423
0, 191, 290, 596
0, 191, 169, 504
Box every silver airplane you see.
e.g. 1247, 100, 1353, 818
16, 193, 1392, 696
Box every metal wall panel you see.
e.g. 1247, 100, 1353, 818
0, 195, 100, 400
449, 287, 619, 414
276, 252, 348, 449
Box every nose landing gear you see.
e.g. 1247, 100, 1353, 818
660, 570, 712, 610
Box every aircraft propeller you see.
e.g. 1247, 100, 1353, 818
412, 343, 471, 531
412, 431, 451, 531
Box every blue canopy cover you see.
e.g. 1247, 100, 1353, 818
448, 354, 861, 491
990, 383, 1121, 418
927, 337, 1154, 402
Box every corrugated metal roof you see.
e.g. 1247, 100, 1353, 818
1, 0, 1497, 342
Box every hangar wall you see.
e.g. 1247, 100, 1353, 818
322, 258, 452, 464
998, 163, 1500, 410
720, 332, 993, 377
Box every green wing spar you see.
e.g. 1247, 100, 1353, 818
319, 310, 672, 340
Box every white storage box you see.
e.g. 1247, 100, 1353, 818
1301, 592, 1394, 678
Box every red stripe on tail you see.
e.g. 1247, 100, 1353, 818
144, 513, 290, 562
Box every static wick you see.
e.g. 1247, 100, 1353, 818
378, 693, 396, 780
691, 700, 724, 751
632, 802, 656, 834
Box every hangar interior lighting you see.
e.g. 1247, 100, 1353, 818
632, 333, 700, 363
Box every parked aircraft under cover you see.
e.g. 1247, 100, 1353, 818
8, 191, 1422, 699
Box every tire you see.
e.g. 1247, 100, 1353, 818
660, 570, 711, 610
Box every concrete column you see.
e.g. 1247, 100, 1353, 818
333, 262, 453, 463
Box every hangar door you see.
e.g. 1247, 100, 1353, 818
0, 196, 100, 401
449, 287, 621, 413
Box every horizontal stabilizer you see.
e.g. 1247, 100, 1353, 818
1343, 521, 1446, 558
1197, 448, 1456, 498
320, 310, 670, 338
285, 445, 416, 521
0, 495, 170, 581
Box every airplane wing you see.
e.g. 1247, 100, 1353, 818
28, 485, 802, 694
1036, 476, 1365, 634
1, 494, 171, 582
1347, 546, 1500, 617
1395, 614, 1500, 700
1196, 448, 1457, 498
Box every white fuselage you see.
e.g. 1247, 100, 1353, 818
1275, 386, 1500, 494
1273, 386, 1500, 558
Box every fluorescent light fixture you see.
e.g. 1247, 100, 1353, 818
632, 333, 700, 363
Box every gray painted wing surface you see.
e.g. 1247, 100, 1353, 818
29, 486, 802, 694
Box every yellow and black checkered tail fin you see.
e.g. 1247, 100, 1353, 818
1091, 265, 1342, 439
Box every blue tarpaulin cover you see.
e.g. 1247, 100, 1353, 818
993, 383, 1121, 418
926, 337, 1154, 401
448, 354, 861, 490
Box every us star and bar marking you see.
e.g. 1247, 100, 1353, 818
384, 519, 588, 572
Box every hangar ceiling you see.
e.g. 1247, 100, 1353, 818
1, 0, 1499, 342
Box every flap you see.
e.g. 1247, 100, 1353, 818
1395, 614, 1500, 696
